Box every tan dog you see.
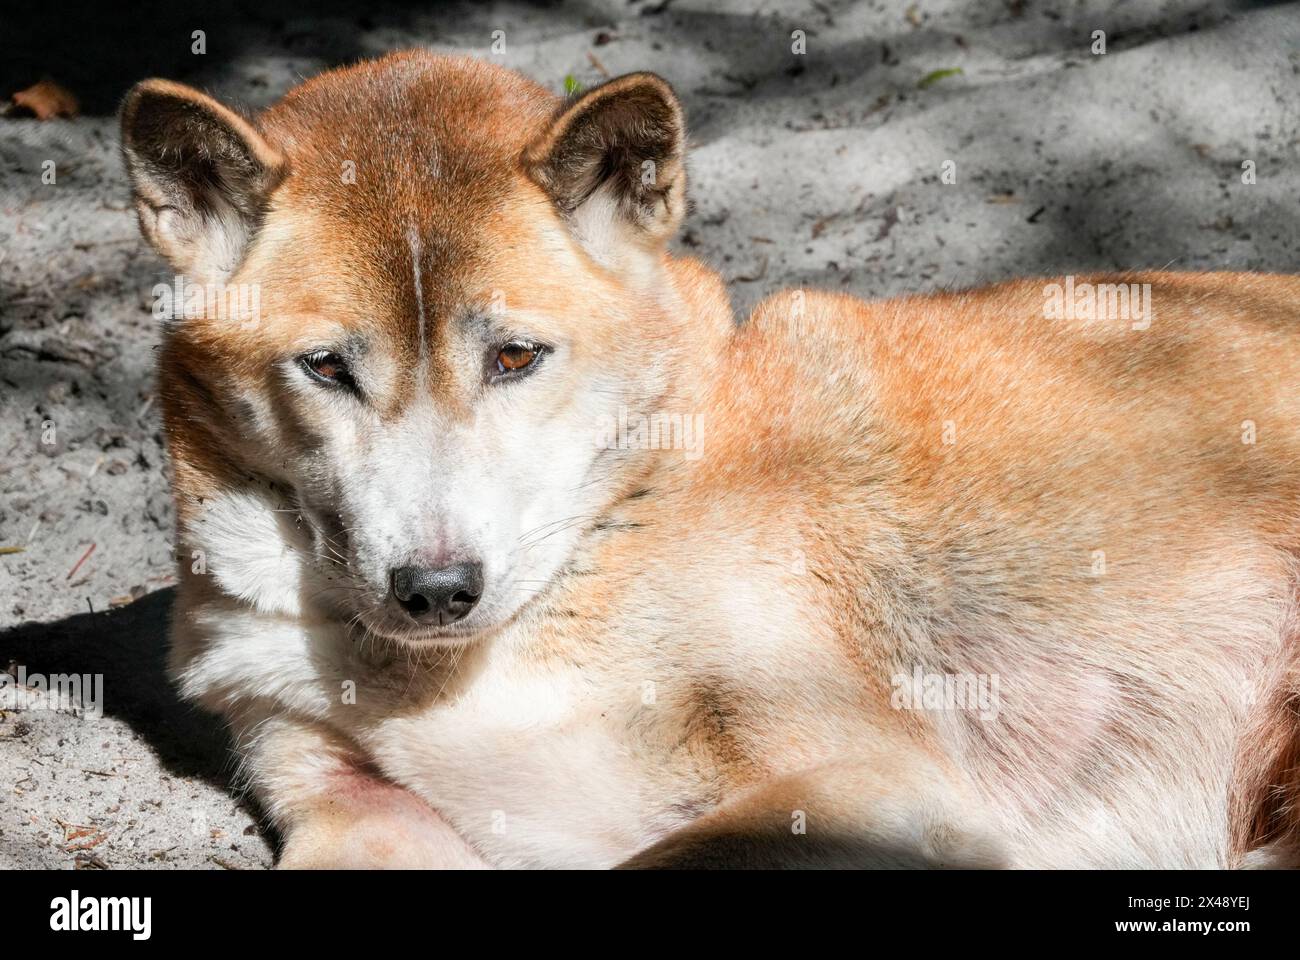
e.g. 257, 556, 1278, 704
120, 51, 1300, 868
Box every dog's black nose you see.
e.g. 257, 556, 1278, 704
390, 562, 483, 625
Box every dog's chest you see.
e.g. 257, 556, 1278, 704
362, 657, 705, 868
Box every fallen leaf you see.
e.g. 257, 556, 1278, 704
60, 822, 108, 852
918, 68, 964, 90
8, 79, 79, 120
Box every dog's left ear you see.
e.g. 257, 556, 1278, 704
523, 72, 685, 259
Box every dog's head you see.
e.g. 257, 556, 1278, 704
122, 53, 721, 645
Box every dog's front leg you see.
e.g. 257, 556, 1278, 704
621, 755, 1008, 869
229, 709, 488, 870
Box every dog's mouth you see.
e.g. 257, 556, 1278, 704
346, 596, 507, 649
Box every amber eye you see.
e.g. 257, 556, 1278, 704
495, 342, 539, 375
299, 350, 354, 388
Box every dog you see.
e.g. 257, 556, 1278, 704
120, 50, 1300, 868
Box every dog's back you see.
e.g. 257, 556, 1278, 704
644, 273, 1300, 866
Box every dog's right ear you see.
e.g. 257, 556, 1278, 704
120, 80, 285, 284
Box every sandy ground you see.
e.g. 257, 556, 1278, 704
2, 0, 1299, 869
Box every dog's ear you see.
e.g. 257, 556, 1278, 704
523, 72, 685, 261
120, 79, 286, 284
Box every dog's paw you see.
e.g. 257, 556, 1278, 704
277, 812, 488, 869
276, 785, 488, 869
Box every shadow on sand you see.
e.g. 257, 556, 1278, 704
0, 587, 236, 788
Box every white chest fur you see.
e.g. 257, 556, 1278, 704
364, 662, 684, 868
173, 594, 696, 868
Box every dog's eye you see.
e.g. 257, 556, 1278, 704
495, 342, 539, 375
300, 350, 353, 387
